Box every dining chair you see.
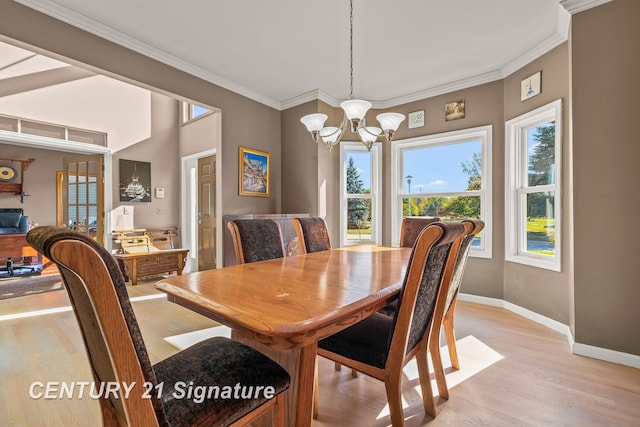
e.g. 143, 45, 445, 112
26, 226, 290, 427
227, 219, 285, 264
292, 216, 359, 388
292, 217, 331, 254
399, 216, 441, 247
380, 219, 485, 401
316, 221, 466, 425
439, 219, 485, 371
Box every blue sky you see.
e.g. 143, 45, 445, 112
348, 140, 482, 193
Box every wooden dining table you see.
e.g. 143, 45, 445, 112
155, 245, 412, 427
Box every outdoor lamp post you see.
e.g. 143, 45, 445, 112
405, 175, 413, 193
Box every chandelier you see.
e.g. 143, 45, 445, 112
300, 0, 405, 151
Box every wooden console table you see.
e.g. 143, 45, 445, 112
114, 249, 188, 285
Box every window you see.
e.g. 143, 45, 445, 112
181, 102, 212, 124
505, 99, 562, 271
340, 141, 382, 246
391, 125, 492, 258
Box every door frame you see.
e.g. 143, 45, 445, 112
181, 147, 222, 271
0, 130, 112, 250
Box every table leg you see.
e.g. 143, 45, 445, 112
294, 343, 317, 427
231, 331, 318, 427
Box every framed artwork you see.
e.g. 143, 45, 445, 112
445, 100, 465, 121
119, 159, 151, 202
239, 146, 270, 197
521, 71, 542, 101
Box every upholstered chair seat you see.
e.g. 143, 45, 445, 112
27, 226, 290, 427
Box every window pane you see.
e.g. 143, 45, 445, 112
191, 105, 210, 119
527, 122, 555, 186
525, 191, 555, 255
403, 140, 482, 193
347, 197, 371, 241
346, 152, 371, 194
403, 195, 481, 220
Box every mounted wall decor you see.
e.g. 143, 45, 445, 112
119, 159, 151, 202
445, 100, 465, 121
0, 157, 35, 203
239, 146, 270, 197
521, 71, 542, 101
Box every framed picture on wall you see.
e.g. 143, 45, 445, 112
239, 146, 270, 197
119, 159, 151, 202
521, 71, 542, 101
445, 100, 465, 121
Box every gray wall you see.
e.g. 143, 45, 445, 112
572, 0, 640, 355
111, 93, 181, 229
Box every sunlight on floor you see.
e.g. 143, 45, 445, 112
164, 324, 232, 349
0, 293, 166, 322
376, 335, 504, 419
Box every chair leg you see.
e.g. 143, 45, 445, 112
384, 374, 406, 427
334, 362, 359, 377
272, 394, 286, 427
429, 331, 449, 400
313, 357, 319, 419
444, 305, 460, 370
416, 346, 437, 418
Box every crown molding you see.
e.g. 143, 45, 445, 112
15, 1, 610, 113
14, 0, 282, 110
501, 4, 570, 77
559, 0, 613, 14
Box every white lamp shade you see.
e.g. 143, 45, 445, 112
320, 126, 340, 144
340, 99, 372, 120
300, 113, 328, 132
358, 126, 381, 143
376, 112, 406, 131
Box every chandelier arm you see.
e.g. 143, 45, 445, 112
361, 127, 383, 139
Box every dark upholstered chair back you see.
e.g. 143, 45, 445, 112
26, 226, 165, 425
27, 226, 291, 426
292, 217, 331, 254
444, 219, 485, 311
399, 217, 440, 248
390, 221, 465, 355
227, 219, 285, 264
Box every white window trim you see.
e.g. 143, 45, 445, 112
340, 141, 382, 247
391, 125, 493, 258
505, 99, 562, 272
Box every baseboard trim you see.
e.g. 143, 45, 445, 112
458, 293, 640, 369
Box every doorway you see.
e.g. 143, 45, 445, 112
181, 147, 222, 272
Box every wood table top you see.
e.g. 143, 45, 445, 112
155, 245, 411, 349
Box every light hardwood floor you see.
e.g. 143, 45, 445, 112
1, 278, 638, 426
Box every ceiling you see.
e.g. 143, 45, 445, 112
12, 0, 604, 110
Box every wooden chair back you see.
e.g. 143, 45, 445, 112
227, 219, 285, 264
26, 226, 163, 426
399, 216, 441, 247
292, 217, 331, 254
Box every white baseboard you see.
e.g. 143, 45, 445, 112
458, 293, 640, 369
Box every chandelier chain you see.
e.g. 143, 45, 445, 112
349, 0, 354, 100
